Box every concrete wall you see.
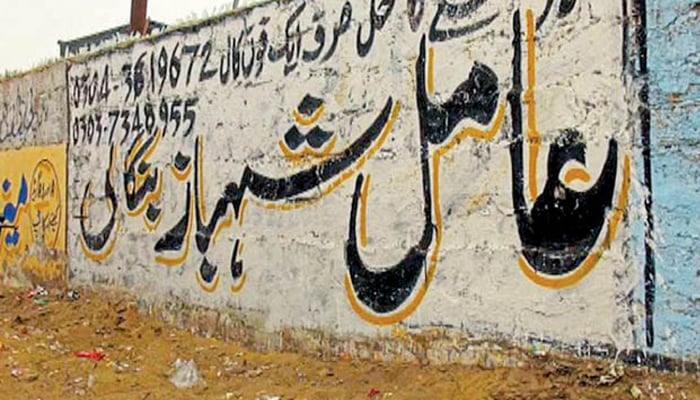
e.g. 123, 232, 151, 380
0, 64, 66, 149
66, 0, 640, 350
0, 0, 696, 365
0, 63, 68, 285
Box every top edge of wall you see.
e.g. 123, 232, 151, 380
1, 0, 283, 84
0, 58, 66, 85
65, 0, 285, 65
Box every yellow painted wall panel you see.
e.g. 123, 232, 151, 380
0, 144, 67, 285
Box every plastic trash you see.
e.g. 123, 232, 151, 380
33, 297, 49, 306
27, 286, 48, 299
75, 351, 106, 361
368, 387, 381, 399
67, 290, 80, 301
630, 385, 642, 399
10, 367, 37, 381
530, 343, 549, 357
169, 359, 204, 389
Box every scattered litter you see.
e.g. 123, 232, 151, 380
257, 396, 281, 400
67, 290, 80, 301
87, 373, 96, 389
652, 382, 666, 395
33, 297, 49, 306
170, 359, 204, 389
599, 363, 624, 386
368, 387, 381, 399
10, 367, 37, 381
27, 286, 48, 299
630, 385, 642, 399
111, 360, 131, 373
75, 351, 106, 361
531, 343, 549, 357
578, 362, 624, 388
244, 367, 263, 378
481, 354, 499, 370
48, 340, 66, 354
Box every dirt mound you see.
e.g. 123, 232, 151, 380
0, 286, 697, 399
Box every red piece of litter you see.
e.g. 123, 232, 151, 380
74, 351, 106, 361
367, 387, 381, 398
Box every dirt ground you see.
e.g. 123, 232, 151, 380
0, 286, 697, 400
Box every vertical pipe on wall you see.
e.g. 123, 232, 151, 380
632, 0, 655, 349
130, 0, 149, 35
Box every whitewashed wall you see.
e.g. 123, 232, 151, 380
67, 0, 641, 350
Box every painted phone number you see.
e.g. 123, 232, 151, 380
71, 97, 198, 146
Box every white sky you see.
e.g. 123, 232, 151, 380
0, 0, 254, 74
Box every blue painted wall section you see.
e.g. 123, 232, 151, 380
648, 0, 700, 357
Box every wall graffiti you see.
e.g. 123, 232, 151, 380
67, 0, 651, 353
0, 144, 66, 283
429, 0, 499, 42
65, 0, 511, 150
77, 96, 400, 279
508, 9, 631, 289
345, 34, 505, 324
68, 0, 404, 149
0, 63, 67, 150
0, 88, 50, 145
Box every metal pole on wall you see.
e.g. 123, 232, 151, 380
130, 0, 149, 35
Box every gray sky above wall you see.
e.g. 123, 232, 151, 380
0, 0, 261, 74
